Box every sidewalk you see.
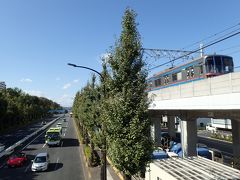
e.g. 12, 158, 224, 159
79, 144, 121, 180
74, 119, 121, 180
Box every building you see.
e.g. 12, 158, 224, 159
145, 157, 240, 180
0, 81, 6, 90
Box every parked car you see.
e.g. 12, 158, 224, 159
7, 152, 27, 167
31, 152, 49, 172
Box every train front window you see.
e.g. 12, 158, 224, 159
206, 57, 214, 73
223, 57, 234, 72
214, 56, 222, 73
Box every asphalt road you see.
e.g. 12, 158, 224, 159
0, 114, 86, 180
0, 116, 56, 150
198, 135, 233, 156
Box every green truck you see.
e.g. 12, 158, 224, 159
45, 127, 62, 146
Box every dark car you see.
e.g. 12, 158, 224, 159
7, 152, 27, 167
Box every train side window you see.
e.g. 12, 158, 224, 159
172, 73, 177, 82
164, 75, 169, 84
190, 67, 194, 77
148, 81, 153, 88
177, 72, 182, 80
154, 78, 161, 87
187, 70, 190, 79
199, 65, 203, 75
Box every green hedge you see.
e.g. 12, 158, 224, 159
210, 133, 232, 142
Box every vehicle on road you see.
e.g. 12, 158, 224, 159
7, 152, 27, 167
209, 148, 223, 163
31, 152, 49, 172
45, 127, 62, 146
41, 121, 47, 125
206, 123, 217, 132
56, 122, 62, 128
170, 142, 211, 159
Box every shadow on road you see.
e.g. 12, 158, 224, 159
24, 147, 37, 151
62, 138, 79, 147
47, 162, 63, 172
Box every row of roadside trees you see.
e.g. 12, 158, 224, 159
0, 87, 61, 134
72, 8, 153, 180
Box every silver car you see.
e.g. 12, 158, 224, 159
31, 152, 49, 171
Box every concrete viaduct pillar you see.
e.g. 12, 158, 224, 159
232, 119, 240, 169
167, 116, 176, 139
180, 115, 197, 157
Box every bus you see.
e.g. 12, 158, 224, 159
45, 127, 62, 147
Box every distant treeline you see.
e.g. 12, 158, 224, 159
0, 88, 61, 134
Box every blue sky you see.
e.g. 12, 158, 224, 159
0, 1, 240, 107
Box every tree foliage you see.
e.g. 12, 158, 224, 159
72, 8, 153, 178
103, 8, 153, 178
0, 88, 60, 133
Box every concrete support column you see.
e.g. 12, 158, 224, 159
231, 119, 240, 169
150, 117, 161, 147
168, 116, 176, 139
180, 118, 197, 157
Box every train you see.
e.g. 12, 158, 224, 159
147, 54, 234, 91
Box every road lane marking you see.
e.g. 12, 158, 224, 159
54, 158, 59, 170
24, 164, 31, 172
22, 129, 47, 150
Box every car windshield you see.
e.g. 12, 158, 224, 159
34, 156, 46, 163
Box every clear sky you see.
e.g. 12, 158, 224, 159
0, 0, 240, 107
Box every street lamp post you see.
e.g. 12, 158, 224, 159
67, 63, 107, 180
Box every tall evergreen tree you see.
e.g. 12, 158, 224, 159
103, 8, 153, 179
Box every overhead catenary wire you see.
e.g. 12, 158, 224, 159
182, 22, 240, 50
149, 31, 240, 71
217, 44, 240, 52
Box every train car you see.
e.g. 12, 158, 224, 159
147, 54, 234, 91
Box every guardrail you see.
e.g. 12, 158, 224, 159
0, 115, 63, 158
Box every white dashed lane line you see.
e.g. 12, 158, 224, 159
54, 158, 59, 170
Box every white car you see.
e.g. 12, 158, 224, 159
56, 123, 62, 128
206, 124, 217, 132
31, 152, 49, 172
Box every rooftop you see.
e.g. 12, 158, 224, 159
153, 156, 240, 180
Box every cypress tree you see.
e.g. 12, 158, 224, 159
104, 8, 153, 179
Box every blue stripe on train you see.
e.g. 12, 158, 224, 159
147, 77, 205, 92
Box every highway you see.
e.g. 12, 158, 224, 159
0, 114, 86, 180
0, 116, 55, 152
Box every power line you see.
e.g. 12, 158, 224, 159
149, 31, 240, 71
217, 44, 240, 52
182, 22, 240, 50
